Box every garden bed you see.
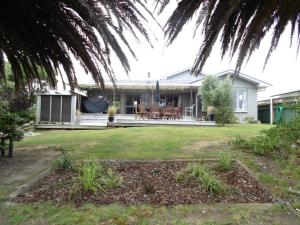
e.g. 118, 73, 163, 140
15, 161, 274, 206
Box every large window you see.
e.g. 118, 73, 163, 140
234, 89, 247, 112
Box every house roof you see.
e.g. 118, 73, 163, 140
213, 69, 272, 89
79, 69, 271, 91
271, 89, 300, 98
80, 79, 199, 91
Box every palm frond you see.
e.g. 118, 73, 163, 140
158, 0, 300, 74
0, 0, 151, 90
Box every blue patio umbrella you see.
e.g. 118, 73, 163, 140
155, 80, 160, 103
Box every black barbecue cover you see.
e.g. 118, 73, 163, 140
84, 96, 109, 113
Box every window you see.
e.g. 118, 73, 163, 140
234, 89, 247, 112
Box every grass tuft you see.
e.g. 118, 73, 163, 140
217, 152, 233, 171
177, 163, 226, 195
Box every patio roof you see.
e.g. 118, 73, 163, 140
79, 80, 199, 91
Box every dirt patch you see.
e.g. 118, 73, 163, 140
0, 146, 60, 198
183, 140, 227, 153
15, 161, 274, 206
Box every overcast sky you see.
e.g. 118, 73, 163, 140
75, 2, 300, 101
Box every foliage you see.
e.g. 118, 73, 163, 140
0, 64, 45, 123
217, 152, 233, 171
200, 76, 234, 126
107, 106, 117, 118
176, 163, 226, 195
78, 161, 122, 193
100, 168, 123, 189
54, 150, 73, 170
0, 0, 152, 90
244, 117, 259, 124
199, 75, 219, 109
79, 161, 105, 193
157, 0, 300, 74
229, 135, 251, 149
0, 112, 24, 142
188, 163, 226, 195
230, 115, 300, 156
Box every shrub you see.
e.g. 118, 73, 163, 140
229, 136, 251, 149
244, 116, 259, 124
217, 152, 233, 171
230, 115, 300, 156
200, 75, 234, 126
0, 111, 24, 157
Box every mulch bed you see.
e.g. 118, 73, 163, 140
15, 161, 274, 206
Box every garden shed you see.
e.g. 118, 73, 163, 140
36, 94, 77, 124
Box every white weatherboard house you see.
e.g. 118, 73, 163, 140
36, 69, 270, 126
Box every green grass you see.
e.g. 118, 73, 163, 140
1, 203, 297, 225
16, 125, 270, 160
2, 124, 300, 224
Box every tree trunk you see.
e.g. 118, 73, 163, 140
8, 139, 13, 158
0, 139, 5, 157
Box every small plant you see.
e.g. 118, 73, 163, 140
229, 136, 250, 149
79, 161, 104, 192
54, 150, 74, 170
177, 163, 226, 195
107, 106, 117, 122
188, 163, 226, 195
101, 168, 122, 188
244, 116, 259, 124
77, 161, 122, 193
217, 152, 233, 171
175, 170, 187, 182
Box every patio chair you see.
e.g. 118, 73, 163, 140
163, 106, 173, 120
174, 107, 184, 120
137, 104, 148, 119
149, 106, 162, 119
184, 104, 195, 117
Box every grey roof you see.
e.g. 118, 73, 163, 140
79, 69, 271, 90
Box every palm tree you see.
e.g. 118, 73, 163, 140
0, 0, 151, 90
157, 0, 300, 74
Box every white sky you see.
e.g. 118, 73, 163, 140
75, 2, 300, 101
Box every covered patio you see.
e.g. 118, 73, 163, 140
79, 79, 202, 118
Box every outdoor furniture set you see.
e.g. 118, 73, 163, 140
136, 105, 184, 120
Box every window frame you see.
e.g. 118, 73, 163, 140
234, 88, 248, 112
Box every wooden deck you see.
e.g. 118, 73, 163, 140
35, 114, 216, 130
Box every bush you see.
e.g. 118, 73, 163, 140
0, 112, 24, 140
200, 75, 234, 126
244, 116, 259, 124
217, 152, 233, 171
230, 116, 300, 156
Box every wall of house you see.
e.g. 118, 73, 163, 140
232, 78, 258, 121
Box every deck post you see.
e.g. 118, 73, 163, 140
270, 97, 273, 124
195, 92, 198, 119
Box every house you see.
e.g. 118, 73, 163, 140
36, 69, 270, 125
258, 89, 300, 124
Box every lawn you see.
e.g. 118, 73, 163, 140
1, 124, 300, 225
16, 124, 270, 160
